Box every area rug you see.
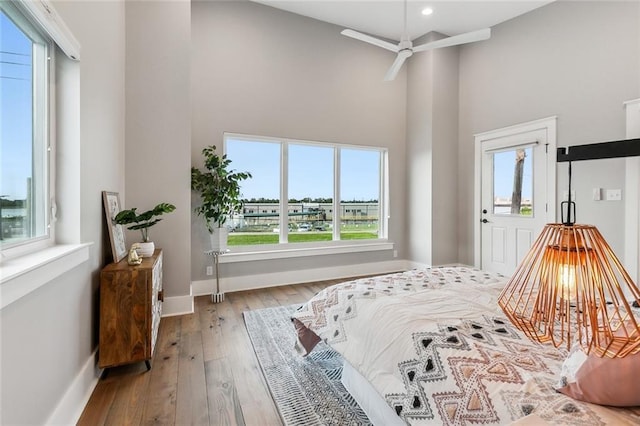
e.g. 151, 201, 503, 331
244, 304, 372, 426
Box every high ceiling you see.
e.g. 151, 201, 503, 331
251, 0, 554, 41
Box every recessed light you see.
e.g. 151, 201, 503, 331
422, 7, 433, 16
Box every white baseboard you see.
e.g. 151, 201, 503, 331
162, 291, 194, 317
46, 349, 101, 425
191, 259, 411, 296
44, 293, 197, 424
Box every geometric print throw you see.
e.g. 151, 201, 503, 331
385, 315, 636, 426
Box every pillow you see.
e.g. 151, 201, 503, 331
556, 344, 640, 407
292, 318, 321, 356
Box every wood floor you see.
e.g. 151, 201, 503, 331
78, 279, 348, 426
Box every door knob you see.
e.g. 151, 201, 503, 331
482, 209, 488, 214
482, 219, 489, 223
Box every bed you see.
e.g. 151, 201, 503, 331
291, 266, 640, 425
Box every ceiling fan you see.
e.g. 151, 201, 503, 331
341, 1, 491, 81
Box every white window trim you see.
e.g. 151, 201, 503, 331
0, 243, 90, 309
223, 132, 390, 257
219, 240, 394, 263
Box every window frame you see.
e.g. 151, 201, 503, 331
1, 1, 56, 259
222, 132, 391, 258
0, 0, 90, 312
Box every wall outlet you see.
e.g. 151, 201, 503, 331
393, 250, 398, 258
206, 266, 213, 276
606, 189, 622, 201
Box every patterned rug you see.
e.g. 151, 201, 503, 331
243, 304, 372, 426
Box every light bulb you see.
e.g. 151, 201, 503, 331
558, 263, 577, 300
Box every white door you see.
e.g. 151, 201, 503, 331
475, 118, 556, 276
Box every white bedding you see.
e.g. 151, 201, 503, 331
341, 358, 404, 426
292, 266, 640, 425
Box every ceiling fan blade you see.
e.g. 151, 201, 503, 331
341, 29, 399, 53
384, 52, 409, 81
413, 28, 491, 53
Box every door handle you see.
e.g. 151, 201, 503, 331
482, 219, 489, 223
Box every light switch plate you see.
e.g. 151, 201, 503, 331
593, 188, 602, 201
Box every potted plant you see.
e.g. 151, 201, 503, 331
191, 145, 251, 251
114, 202, 176, 257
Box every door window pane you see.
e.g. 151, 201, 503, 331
492, 147, 533, 216
225, 138, 280, 245
340, 149, 380, 240
288, 144, 333, 243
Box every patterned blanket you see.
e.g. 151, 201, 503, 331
292, 266, 640, 425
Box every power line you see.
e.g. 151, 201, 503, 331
0, 50, 29, 57
0, 75, 30, 81
0, 60, 30, 66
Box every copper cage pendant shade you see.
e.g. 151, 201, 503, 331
498, 223, 640, 358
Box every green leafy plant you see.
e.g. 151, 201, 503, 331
114, 202, 176, 242
191, 145, 252, 233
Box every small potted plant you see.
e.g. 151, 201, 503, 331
114, 202, 176, 257
191, 145, 251, 251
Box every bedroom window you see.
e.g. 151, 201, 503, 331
224, 133, 387, 248
225, 138, 281, 245
288, 143, 333, 244
0, 3, 53, 252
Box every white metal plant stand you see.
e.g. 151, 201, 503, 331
205, 249, 229, 303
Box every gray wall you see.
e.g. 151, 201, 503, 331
457, 1, 640, 265
125, 1, 191, 300
191, 1, 407, 280
406, 33, 460, 266
2, 2, 638, 422
0, 1, 125, 423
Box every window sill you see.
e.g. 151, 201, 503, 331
219, 240, 394, 263
0, 243, 92, 310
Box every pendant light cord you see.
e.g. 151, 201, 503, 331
563, 161, 575, 225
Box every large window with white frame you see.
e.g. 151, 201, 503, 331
1, 2, 53, 252
224, 133, 387, 247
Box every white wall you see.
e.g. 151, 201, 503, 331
125, 0, 192, 304
457, 1, 640, 265
191, 1, 407, 281
0, 1, 125, 423
625, 99, 640, 283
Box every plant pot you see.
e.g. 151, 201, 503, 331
136, 241, 155, 258
209, 227, 228, 252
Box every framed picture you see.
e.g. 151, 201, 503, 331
102, 191, 127, 263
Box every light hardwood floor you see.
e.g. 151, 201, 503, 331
78, 279, 349, 426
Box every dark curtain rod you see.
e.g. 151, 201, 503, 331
557, 138, 640, 163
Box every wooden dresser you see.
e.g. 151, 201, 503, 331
99, 249, 163, 370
